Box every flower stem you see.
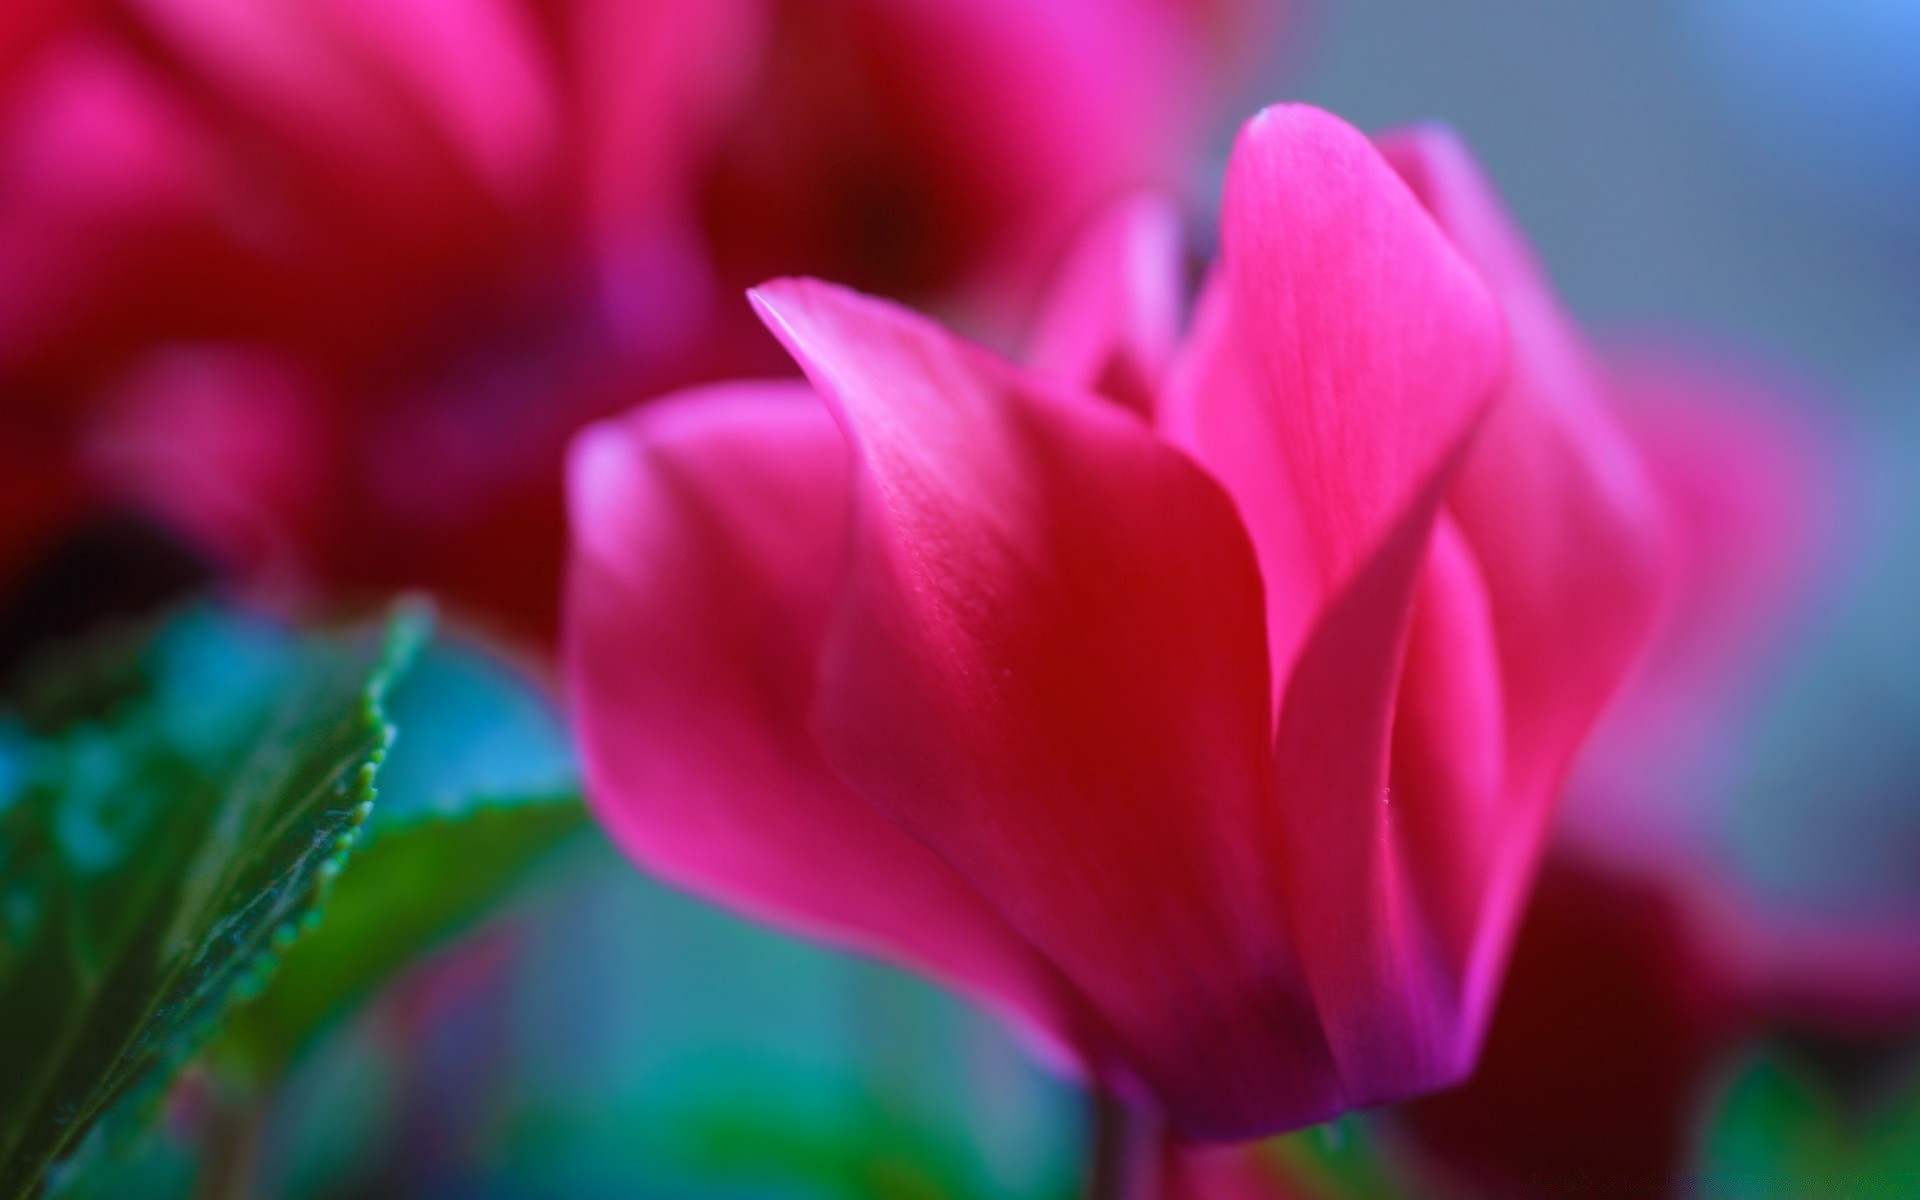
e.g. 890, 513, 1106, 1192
1084, 1089, 1164, 1200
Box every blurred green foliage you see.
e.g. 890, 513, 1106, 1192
1698, 1044, 1920, 1197
0, 604, 588, 1198
1267, 1115, 1413, 1200
0, 605, 426, 1198
214, 640, 587, 1080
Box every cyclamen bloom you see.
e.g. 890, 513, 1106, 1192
564, 105, 1670, 1138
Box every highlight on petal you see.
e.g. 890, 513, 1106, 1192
1219, 104, 1508, 592
562, 380, 1082, 1059
1028, 191, 1185, 414
750, 277, 1337, 1139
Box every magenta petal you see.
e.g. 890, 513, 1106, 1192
1164, 1145, 1298, 1200
0, 39, 212, 371
308, 0, 558, 199
1580, 355, 1834, 828
862, 0, 1207, 308
570, 0, 762, 348
1381, 125, 1668, 807
1219, 105, 1507, 592
1270, 464, 1487, 1102
563, 381, 1082, 1055
85, 345, 334, 587
0, 1, 69, 90
1028, 192, 1184, 413
751, 278, 1337, 1139
1380, 125, 1671, 1040
1160, 268, 1319, 712
125, 0, 557, 231
1207, 106, 1511, 1102
1384, 514, 1510, 1040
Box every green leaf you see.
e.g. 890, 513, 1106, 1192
0, 604, 430, 1200
1265, 1115, 1416, 1200
1697, 1046, 1920, 1197
214, 639, 587, 1078
660, 1087, 1043, 1200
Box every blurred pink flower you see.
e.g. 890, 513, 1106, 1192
0, 0, 1273, 637
1395, 850, 1747, 1196
1390, 355, 1920, 1196
563, 105, 1669, 1140
1561, 353, 1840, 874
1566, 349, 1920, 1030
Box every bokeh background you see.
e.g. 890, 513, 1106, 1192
14, 0, 1920, 1196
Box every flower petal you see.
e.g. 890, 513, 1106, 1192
1160, 268, 1318, 711
1164, 1145, 1304, 1200
1219, 105, 1507, 592
1388, 515, 1508, 1011
569, 0, 763, 352
127, 0, 555, 202
1566, 354, 1834, 863
84, 344, 334, 590
1028, 192, 1185, 414
1203, 105, 1511, 1102
563, 381, 1082, 1058
0, 0, 71, 94
0, 38, 218, 375
1395, 852, 1744, 1196
1379, 125, 1671, 1041
751, 277, 1335, 1139
1381, 124, 1668, 810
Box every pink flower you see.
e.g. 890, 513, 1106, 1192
1560, 347, 1920, 1032
1562, 352, 1841, 875
0, 0, 1276, 640
687, 0, 1238, 324
1390, 355, 1920, 1195
0, 0, 1273, 381
563, 104, 1669, 1139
